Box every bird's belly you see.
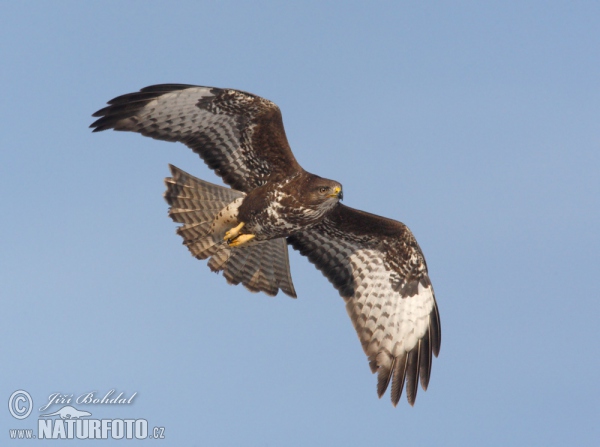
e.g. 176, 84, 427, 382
245, 220, 301, 241
245, 206, 322, 241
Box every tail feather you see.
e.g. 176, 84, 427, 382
272, 238, 296, 297
169, 207, 227, 228
207, 248, 231, 272
164, 165, 297, 297
165, 164, 244, 202
176, 221, 214, 243
253, 245, 276, 294
184, 234, 224, 260
223, 245, 252, 285
236, 244, 275, 295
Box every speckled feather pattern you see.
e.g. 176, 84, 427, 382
91, 84, 440, 406
92, 85, 301, 192
288, 205, 441, 406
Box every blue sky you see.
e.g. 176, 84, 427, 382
2, 1, 599, 445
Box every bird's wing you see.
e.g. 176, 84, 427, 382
92, 84, 302, 192
288, 204, 441, 406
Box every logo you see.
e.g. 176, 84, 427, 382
8, 390, 33, 420
40, 405, 92, 419
7, 389, 166, 441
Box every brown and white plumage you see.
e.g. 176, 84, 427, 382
164, 164, 296, 297
91, 84, 300, 192
288, 205, 440, 406
91, 84, 441, 406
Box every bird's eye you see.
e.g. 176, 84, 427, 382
319, 187, 329, 194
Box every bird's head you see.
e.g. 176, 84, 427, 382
305, 176, 343, 209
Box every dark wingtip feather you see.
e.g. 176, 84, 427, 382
430, 301, 442, 357
90, 84, 200, 133
390, 353, 408, 407
405, 345, 421, 406
419, 323, 433, 391
376, 361, 394, 399
282, 287, 297, 299
139, 83, 199, 94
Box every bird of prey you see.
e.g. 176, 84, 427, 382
91, 84, 441, 406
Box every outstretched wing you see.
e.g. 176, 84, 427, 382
288, 204, 441, 406
91, 84, 302, 192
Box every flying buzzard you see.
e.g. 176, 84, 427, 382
91, 84, 441, 406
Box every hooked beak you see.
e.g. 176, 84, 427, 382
330, 186, 343, 200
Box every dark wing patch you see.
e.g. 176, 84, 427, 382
91, 84, 302, 192
288, 204, 441, 406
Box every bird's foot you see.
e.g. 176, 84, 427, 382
224, 222, 256, 247
227, 234, 256, 247
224, 222, 245, 241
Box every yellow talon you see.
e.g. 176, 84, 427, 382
224, 222, 245, 241
227, 234, 256, 247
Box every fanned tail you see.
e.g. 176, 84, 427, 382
164, 165, 296, 297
